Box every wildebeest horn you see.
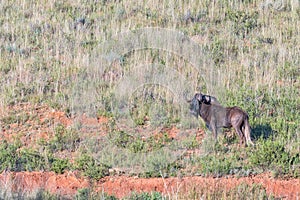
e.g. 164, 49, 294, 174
184, 91, 194, 103
194, 93, 202, 101
186, 93, 202, 103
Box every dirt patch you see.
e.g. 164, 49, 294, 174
96, 175, 300, 199
0, 171, 89, 198
0, 172, 299, 199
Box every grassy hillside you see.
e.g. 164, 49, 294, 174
0, 0, 299, 198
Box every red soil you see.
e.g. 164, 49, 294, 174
0, 172, 299, 199
0, 171, 88, 198
98, 175, 300, 199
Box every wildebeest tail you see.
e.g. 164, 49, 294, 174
244, 115, 254, 146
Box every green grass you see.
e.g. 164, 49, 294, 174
0, 0, 299, 198
0, 140, 70, 173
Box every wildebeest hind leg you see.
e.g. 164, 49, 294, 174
234, 126, 245, 146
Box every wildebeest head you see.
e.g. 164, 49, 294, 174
188, 93, 220, 118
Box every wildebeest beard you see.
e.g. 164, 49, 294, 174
189, 95, 200, 118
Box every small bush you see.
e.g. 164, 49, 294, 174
51, 158, 70, 174
109, 130, 133, 149
0, 140, 72, 173
249, 138, 300, 175
75, 153, 109, 180
0, 140, 20, 172
17, 148, 48, 171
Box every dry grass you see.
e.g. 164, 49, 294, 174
0, 0, 299, 198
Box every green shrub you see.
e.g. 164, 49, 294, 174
0, 140, 72, 173
0, 140, 20, 172
129, 138, 146, 153
75, 153, 109, 180
51, 158, 70, 174
109, 130, 133, 149
249, 138, 300, 175
17, 148, 48, 171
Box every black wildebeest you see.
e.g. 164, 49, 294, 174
189, 93, 254, 146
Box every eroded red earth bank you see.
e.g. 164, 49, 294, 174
0, 172, 299, 199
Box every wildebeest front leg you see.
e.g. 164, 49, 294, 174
210, 119, 218, 142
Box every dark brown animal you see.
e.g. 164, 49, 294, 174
189, 93, 254, 146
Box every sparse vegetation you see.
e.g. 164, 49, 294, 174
183, 183, 275, 200
48, 124, 81, 152
0, 0, 299, 199
126, 192, 166, 200
75, 188, 118, 200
